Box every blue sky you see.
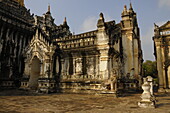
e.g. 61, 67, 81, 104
25, 0, 170, 61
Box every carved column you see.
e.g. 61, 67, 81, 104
65, 57, 70, 76
72, 57, 76, 75
94, 55, 99, 79
14, 32, 18, 58
168, 66, 170, 88
61, 59, 65, 78
55, 56, 59, 74
99, 50, 109, 80
155, 40, 164, 91
40, 62, 43, 77
161, 46, 167, 88
44, 59, 51, 78
50, 59, 54, 78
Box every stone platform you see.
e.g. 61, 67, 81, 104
0, 89, 170, 113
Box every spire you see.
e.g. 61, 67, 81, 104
64, 17, 67, 23
46, 4, 51, 14
48, 4, 50, 12
63, 17, 68, 25
129, 2, 134, 11
97, 12, 105, 28
99, 12, 104, 21
124, 5, 127, 12
122, 5, 127, 16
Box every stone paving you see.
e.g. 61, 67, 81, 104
0, 89, 170, 113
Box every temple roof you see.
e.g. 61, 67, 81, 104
158, 21, 170, 29
13, 0, 24, 6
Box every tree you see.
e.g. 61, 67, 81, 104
142, 60, 158, 78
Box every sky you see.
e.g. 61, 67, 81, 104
24, 0, 170, 61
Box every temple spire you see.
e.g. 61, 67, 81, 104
63, 17, 67, 25
46, 4, 51, 14
48, 4, 51, 12
129, 2, 134, 11
124, 5, 127, 12
48, 4, 50, 12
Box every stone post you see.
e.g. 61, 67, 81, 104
147, 76, 156, 102
147, 76, 154, 95
138, 78, 155, 108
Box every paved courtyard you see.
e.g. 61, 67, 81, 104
0, 89, 170, 113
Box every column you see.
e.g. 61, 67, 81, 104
94, 55, 99, 79
55, 56, 59, 74
50, 59, 53, 78
61, 59, 65, 78
156, 41, 164, 90
66, 57, 70, 76
168, 66, 170, 88
99, 50, 109, 80
40, 62, 43, 76
72, 57, 76, 75
134, 39, 139, 78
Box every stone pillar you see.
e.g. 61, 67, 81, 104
55, 56, 59, 74
168, 66, 170, 88
72, 57, 76, 75
161, 46, 167, 88
14, 32, 18, 58
65, 57, 70, 76
134, 39, 139, 78
50, 59, 53, 78
40, 62, 43, 76
138, 78, 155, 108
94, 55, 99, 79
61, 59, 65, 78
155, 41, 164, 92
99, 51, 109, 80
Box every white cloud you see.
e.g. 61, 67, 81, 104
80, 16, 98, 33
80, 14, 112, 33
158, 0, 170, 7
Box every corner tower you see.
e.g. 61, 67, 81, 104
121, 4, 143, 79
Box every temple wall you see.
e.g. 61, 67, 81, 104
153, 23, 170, 91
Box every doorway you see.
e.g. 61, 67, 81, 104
29, 56, 40, 90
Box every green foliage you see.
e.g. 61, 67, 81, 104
142, 60, 158, 78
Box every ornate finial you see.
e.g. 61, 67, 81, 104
99, 12, 104, 20
63, 17, 67, 25
124, 5, 127, 11
154, 23, 159, 29
64, 17, 67, 23
129, 2, 133, 11
46, 4, 51, 14
48, 4, 51, 12
97, 12, 105, 28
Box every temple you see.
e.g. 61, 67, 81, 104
153, 22, 170, 92
0, 0, 143, 94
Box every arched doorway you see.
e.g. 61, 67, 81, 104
29, 56, 40, 90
